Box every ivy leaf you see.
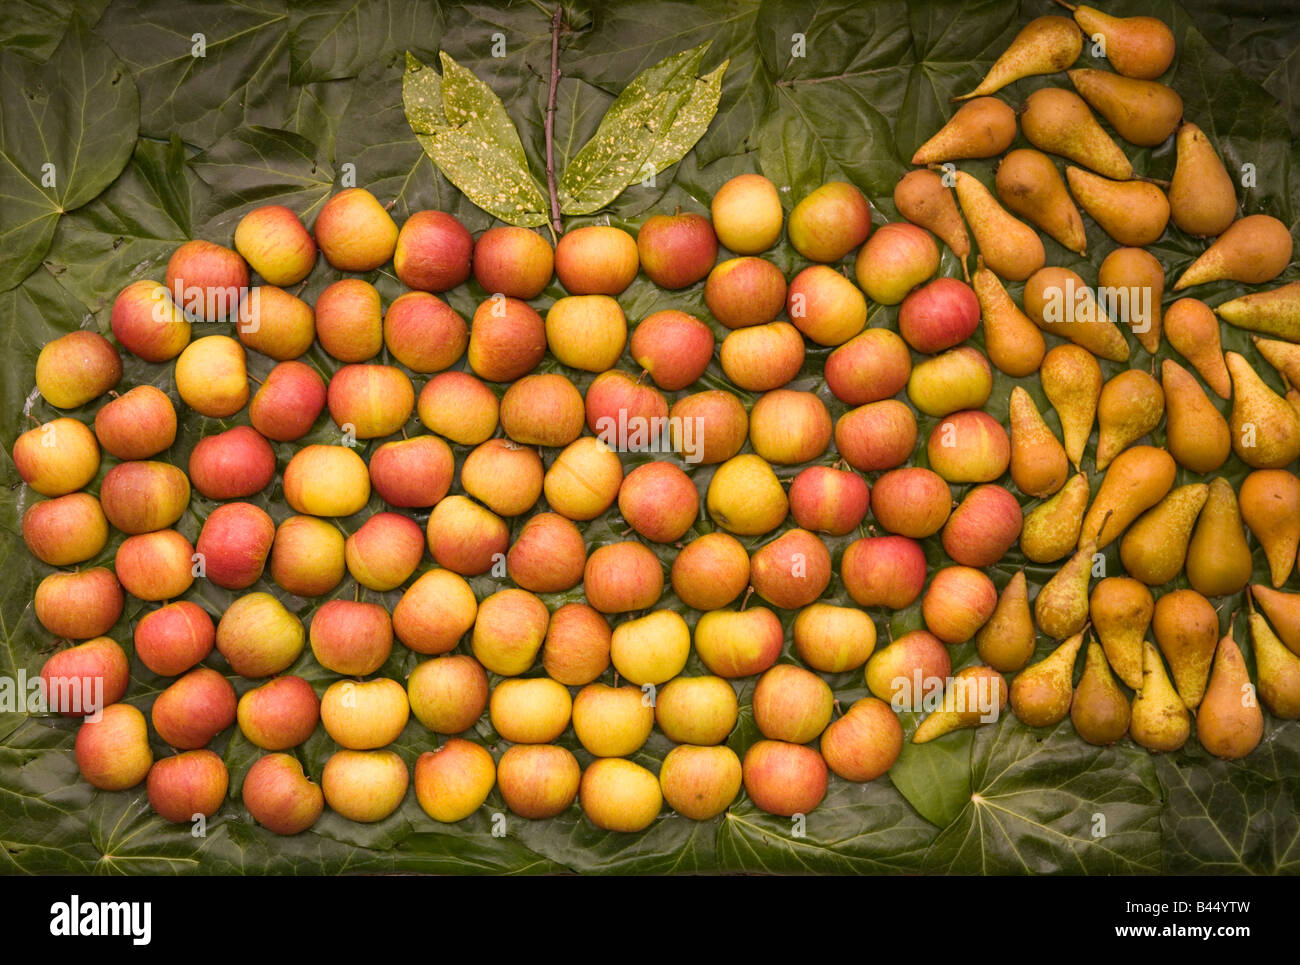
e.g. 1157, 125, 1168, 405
403, 52, 549, 228
888, 714, 973, 828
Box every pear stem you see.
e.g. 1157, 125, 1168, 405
1053, 0, 1078, 10
544, 5, 564, 239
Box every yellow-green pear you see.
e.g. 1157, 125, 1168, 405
1040, 345, 1102, 469
1067, 69, 1181, 146
1217, 283, 1300, 341
975, 571, 1036, 672
1022, 88, 1132, 180
1023, 266, 1130, 363
1251, 585, 1300, 657
1078, 445, 1175, 549
1248, 591, 1300, 718
1071, 640, 1132, 744
1239, 472, 1300, 588
994, 148, 1087, 254
1164, 298, 1230, 399
1168, 123, 1237, 238
1152, 588, 1218, 710
1097, 247, 1163, 354
1034, 533, 1097, 639
912, 97, 1017, 164
912, 666, 1007, 743
1009, 386, 1069, 498
1129, 641, 1190, 753
1095, 369, 1163, 470
1010, 631, 1085, 727
1226, 351, 1300, 469
1060, 2, 1175, 79
955, 16, 1082, 100
1118, 484, 1208, 586
1173, 214, 1293, 291
1253, 335, 1300, 385
973, 258, 1046, 377
1065, 166, 1169, 247
1185, 478, 1252, 599
1161, 359, 1230, 474
950, 170, 1045, 282
1021, 472, 1090, 563
1089, 576, 1151, 690
894, 170, 971, 269
1195, 631, 1263, 760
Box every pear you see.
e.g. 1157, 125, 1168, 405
1059, 2, 1175, 79
955, 16, 1083, 100
1196, 630, 1263, 760
976, 571, 1036, 672
1152, 588, 1219, 710
1035, 533, 1097, 639
894, 170, 971, 271
1248, 592, 1300, 718
1067, 69, 1182, 147
1217, 283, 1300, 342
1078, 444, 1175, 549
1161, 359, 1230, 474
973, 258, 1046, 377
1226, 351, 1300, 469
1009, 386, 1069, 498
912, 666, 1007, 743
1089, 577, 1151, 690
1040, 345, 1102, 468
913, 97, 1017, 164
1021, 472, 1090, 563
1010, 631, 1085, 727
1168, 123, 1237, 238
1163, 298, 1230, 398
1173, 214, 1293, 290
1065, 166, 1169, 247
1239, 471, 1300, 587
1023, 267, 1130, 363
1097, 247, 1163, 354
1251, 585, 1300, 656
1129, 641, 1190, 753
1095, 369, 1163, 470
1118, 484, 1208, 587
1185, 478, 1253, 599
1071, 640, 1132, 744
1022, 88, 1133, 180
950, 170, 1045, 282
994, 149, 1087, 254
1253, 335, 1300, 386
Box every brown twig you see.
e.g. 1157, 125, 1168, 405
545, 5, 563, 239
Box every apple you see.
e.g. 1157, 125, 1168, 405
580, 758, 662, 832
865, 629, 952, 708
237, 285, 315, 360
269, 515, 345, 597
320, 678, 409, 749
789, 466, 870, 536
472, 225, 554, 298
426, 495, 509, 575
321, 749, 409, 823
36, 331, 121, 409
637, 211, 717, 289
313, 188, 398, 271
414, 739, 497, 822
34, 568, 123, 640
327, 363, 414, 439
907, 346, 993, 417
236, 675, 320, 750
215, 592, 304, 678
750, 529, 833, 610
165, 239, 248, 322
855, 222, 939, 303
249, 361, 326, 442
898, 277, 980, 353
496, 744, 580, 819
489, 677, 573, 744
22, 493, 108, 566
545, 295, 627, 372
133, 601, 214, 677
942, 484, 1023, 567
499, 373, 585, 447
582, 541, 664, 613
467, 296, 547, 382
94, 385, 177, 459
660, 745, 742, 820
507, 513, 587, 593
571, 683, 654, 757
584, 369, 668, 442
314, 278, 383, 362
793, 603, 877, 673
711, 173, 782, 254
394, 209, 473, 292
12, 417, 99, 496
869, 467, 952, 538
706, 454, 788, 536
554, 225, 638, 295
630, 309, 714, 391
834, 400, 918, 472
655, 676, 739, 744
742, 740, 828, 816
407, 654, 489, 733
114, 529, 195, 601
40, 636, 129, 716
925, 409, 1012, 483
147, 749, 229, 822
841, 535, 927, 609
541, 603, 611, 685
820, 698, 903, 782
671, 532, 750, 611
544, 437, 625, 521
471, 588, 549, 676
704, 256, 787, 329
668, 390, 748, 464
393, 568, 478, 655
382, 291, 468, 372
187, 425, 275, 500
753, 664, 834, 744
825, 328, 913, 405
922, 565, 998, 644
618, 461, 699, 543
234, 204, 316, 286
694, 607, 783, 678
195, 501, 275, 590
283, 445, 371, 516
368, 434, 453, 508
748, 389, 832, 464
110, 279, 190, 362
787, 265, 868, 346
788, 181, 872, 263
309, 600, 394, 676
610, 610, 691, 685
174, 335, 248, 417
100, 461, 190, 534
417, 371, 499, 445
241, 753, 323, 834
345, 511, 424, 590
75, 703, 152, 791
151, 667, 237, 749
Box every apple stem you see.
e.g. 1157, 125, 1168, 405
740, 585, 754, 612
248, 374, 263, 386
544, 5, 564, 239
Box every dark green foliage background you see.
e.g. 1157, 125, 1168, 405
1, 0, 1298, 874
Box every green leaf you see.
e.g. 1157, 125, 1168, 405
288, 0, 443, 84
0, 16, 139, 291
0, 0, 111, 62
888, 714, 973, 828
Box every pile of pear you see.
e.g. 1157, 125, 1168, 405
899, 1, 1300, 759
